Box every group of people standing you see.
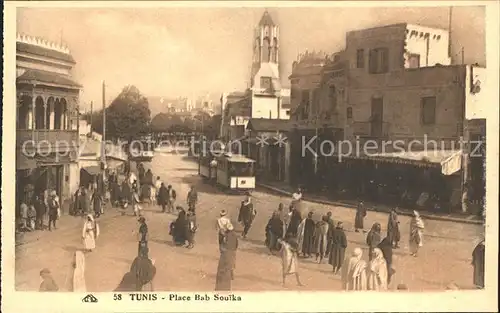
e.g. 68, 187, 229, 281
19, 189, 61, 232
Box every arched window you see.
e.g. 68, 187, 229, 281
54, 99, 63, 130
17, 95, 31, 129
262, 38, 270, 63
46, 97, 55, 130
35, 97, 45, 129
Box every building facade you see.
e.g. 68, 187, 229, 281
16, 34, 82, 209
288, 23, 486, 213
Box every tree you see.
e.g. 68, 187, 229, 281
151, 113, 185, 133
105, 85, 151, 141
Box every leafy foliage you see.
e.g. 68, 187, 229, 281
85, 85, 151, 142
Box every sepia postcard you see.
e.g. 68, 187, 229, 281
1, 1, 498, 312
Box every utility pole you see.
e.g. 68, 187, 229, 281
461, 47, 465, 65
448, 6, 453, 58
101, 81, 106, 166
90, 100, 93, 133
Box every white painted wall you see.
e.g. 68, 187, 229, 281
465, 66, 488, 119
251, 96, 280, 119
405, 24, 451, 68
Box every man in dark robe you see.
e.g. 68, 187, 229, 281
387, 208, 401, 248
265, 212, 284, 252
187, 185, 198, 213
171, 208, 188, 246
158, 183, 169, 213
121, 181, 132, 204
328, 221, 347, 274
377, 237, 394, 284
366, 222, 382, 260
137, 217, 149, 256
302, 212, 316, 258
286, 208, 302, 238
138, 163, 146, 184
354, 200, 366, 232
91, 191, 103, 218
109, 178, 121, 207
215, 224, 239, 291
238, 194, 256, 239
472, 239, 485, 289
325, 211, 335, 257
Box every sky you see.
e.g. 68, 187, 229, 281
17, 5, 486, 112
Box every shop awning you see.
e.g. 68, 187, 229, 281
343, 149, 463, 174
16, 152, 37, 170
81, 166, 101, 176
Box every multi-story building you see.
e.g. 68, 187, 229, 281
289, 23, 487, 213
16, 34, 82, 208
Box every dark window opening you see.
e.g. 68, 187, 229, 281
356, 49, 365, 68
369, 47, 389, 74
421, 96, 436, 125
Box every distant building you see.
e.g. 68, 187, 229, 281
288, 23, 487, 214
16, 34, 82, 207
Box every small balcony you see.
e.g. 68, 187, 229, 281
352, 121, 391, 138
17, 129, 79, 153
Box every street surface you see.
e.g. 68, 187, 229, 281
16, 152, 484, 291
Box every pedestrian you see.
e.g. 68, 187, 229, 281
27, 204, 36, 231
367, 248, 388, 290
170, 208, 188, 246
82, 214, 100, 252
47, 191, 60, 231
186, 210, 197, 249
295, 213, 306, 256
81, 188, 91, 215
277, 237, 304, 287
409, 210, 425, 257
387, 208, 401, 248
354, 200, 366, 232
341, 247, 368, 291
110, 178, 121, 208
377, 237, 395, 285
314, 215, 330, 263
328, 222, 347, 275
166, 185, 177, 213
34, 194, 46, 230
132, 190, 143, 216
277, 203, 288, 235
238, 194, 256, 239
19, 202, 29, 231
215, 224, 239, 291
265, 211, 284, 252
39, 268, 59, 292
472, 239, 485, 289
158, 183, 169, 213
121, 180, 132, 204
187, 185, 198, 212
301, 212, 315, 258
366, 222, 382, 260
285, 206, 301, 238
154, 176, 162, 205
137, 217, 149, 256
216, 210, 232, 251
325, 212, 335, 257
91, 191, 103, 218
69, 251, 86, 292
130, 247, 156, 291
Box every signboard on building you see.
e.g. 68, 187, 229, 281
230, 116, 250, 126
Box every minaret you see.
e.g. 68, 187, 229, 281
250, 10, 279, 87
